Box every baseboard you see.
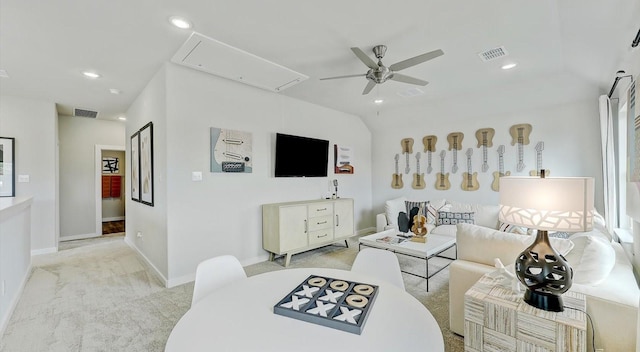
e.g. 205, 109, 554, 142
167, 273, 195, 288
102, 216, 125, 222
59, 233, 100, 242
0, 264, 32, 337
124, 237, 169, 288
30, 247, 57, 256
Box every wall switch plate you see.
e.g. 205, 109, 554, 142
18, 174, 30, 183
192, 171, 203, 181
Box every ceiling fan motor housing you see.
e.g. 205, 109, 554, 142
366, 66, 392, 83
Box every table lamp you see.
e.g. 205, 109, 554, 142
499, 170, 594, 312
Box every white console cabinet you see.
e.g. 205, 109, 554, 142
262, 198, 354, 266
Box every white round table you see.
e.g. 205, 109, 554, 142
165, 268, 444, 352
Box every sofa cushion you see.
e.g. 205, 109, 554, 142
431, 224, 457, 237
565, 232, 616, 286
456, 223, 574, 267
448, 201, 499, 229
437, 211, 474, 225
384, 196, 407, 226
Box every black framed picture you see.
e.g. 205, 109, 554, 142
0, 137, 15, 197
139, 122, 154, 206
130, 131, 140, 202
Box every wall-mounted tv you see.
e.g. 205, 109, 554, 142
275, 133, 329, 177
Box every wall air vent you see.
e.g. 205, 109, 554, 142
478, 46, 509, 62
171, 32, 309, 93
74, 108, 98, 118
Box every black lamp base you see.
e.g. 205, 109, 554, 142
523, 289, 564, 312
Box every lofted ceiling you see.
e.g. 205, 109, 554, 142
1, 0, 638, 125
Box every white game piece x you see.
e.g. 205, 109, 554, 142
294, 285, 319, 298
306, 301, 335, 317
280, 295, 310, 311
318, 289, 343, 303
333, 306, 361, 324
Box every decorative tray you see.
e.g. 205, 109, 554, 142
273, 275, 379, 335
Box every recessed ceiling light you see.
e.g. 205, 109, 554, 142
169, 16, 192, 29
118, 116, 127, 121
82, 71, 101, 79
109, 88, 122, 95
374, 99, 384, 104
501, 63, 517, 70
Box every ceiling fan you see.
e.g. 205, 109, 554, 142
320, 45, 444, 95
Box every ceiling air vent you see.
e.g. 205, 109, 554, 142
74, 108, 98, 118
171, 32, 309, 93
478, 46, 509, 62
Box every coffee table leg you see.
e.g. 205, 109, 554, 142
426, 257, 429, 291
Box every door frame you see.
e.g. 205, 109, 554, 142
95, 144, 125, 236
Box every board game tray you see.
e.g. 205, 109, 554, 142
273, 275, 379, 335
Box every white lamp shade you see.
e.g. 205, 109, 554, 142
499, 176, 594, 232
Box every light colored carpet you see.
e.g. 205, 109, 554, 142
0, 235, 464, 352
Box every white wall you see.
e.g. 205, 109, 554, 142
163, 64, 373, 285
124, 63, 377, 286
0, 96, 57, 253
370, 99, 603, 218
125, 68, 169, 280
101, 150, 125, 220
58, 116, 125, 239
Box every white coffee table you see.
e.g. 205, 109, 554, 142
358, 229, 456, 291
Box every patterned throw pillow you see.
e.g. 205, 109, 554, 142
427, 202, 451, 225
405, 200, 428, 218
437, 211, 475, 225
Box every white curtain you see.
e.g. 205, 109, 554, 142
599, 95, 617, 233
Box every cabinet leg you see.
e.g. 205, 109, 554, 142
269, 252, 275, 262
344, 240, 349, 248
284, 253, 292, 267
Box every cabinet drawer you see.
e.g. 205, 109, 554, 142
308, 229, 333, 245
308, 215, 333, 231
308, 203, 332, 217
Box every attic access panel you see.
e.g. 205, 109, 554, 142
171, 32, 308, 92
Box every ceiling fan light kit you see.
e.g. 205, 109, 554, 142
320, 44, 444, 95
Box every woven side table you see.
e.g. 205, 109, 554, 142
464, 274, 586, 352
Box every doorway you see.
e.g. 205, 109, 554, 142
95, 145, 126, 236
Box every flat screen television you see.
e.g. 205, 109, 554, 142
275, 133, 329, 177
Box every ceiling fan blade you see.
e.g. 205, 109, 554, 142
390, 73, 429, 86
351, 47, 379, 69
362, 80, 376, 95
319, 73, 366, 81
389, 49, 444, 72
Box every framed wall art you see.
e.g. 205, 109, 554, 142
102, 157, 120, 174
139, 122, 154, 206
130, 131, 140, 202
210, 127, 252, 173
0, 137, 15, 197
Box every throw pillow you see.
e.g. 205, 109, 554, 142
426, 201, 450, 225
405, 200, 428, 218
564, 233, 616, 286
498, 222, 529, 236
384, 196, 407, 226
437, 211, 475, 225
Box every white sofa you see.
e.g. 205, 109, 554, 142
450, 223, 640, 352
375, 196, 500, 236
